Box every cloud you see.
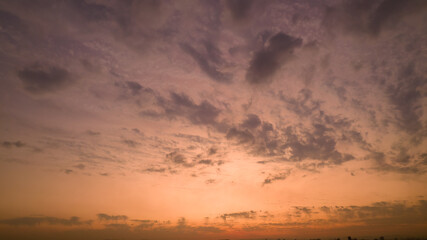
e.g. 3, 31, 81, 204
198, 159, 213, 165
263, 170, 291, 185
226, 127, 255, 145
17, 64, 74, 94
146, 91, 228, 132
115, 81, 154, 96
97, 213, 128, 221
73, 164, 85, 170
85, 130, 100, 136
141, 167, 167, 173
0, 216, 88, 226
205, 179, 216, 184
279, 89, 321, 117
2, 141, 25, 148
323, 0, 427, 36
246, 32, 302, 85
220, 211, 257, 221
122, 139, 139, 148
180, 42, 232, 83
225, 0, 254, 21
367, 150, 424, 174
166, 151, 194, 168
240, 114, 261, 129
387, 63, 424, 134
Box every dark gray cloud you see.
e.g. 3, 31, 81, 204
294, 206, 313, 216
198, 159, 213, 165
174, 133, 215, 144
180, 42, 231, 84
263, 170, 291, 185
220, 210, 257, 221
97, 213, 128, 221
205, 179, 216, 184
320, 200, 427, 224
323, 0, 427, 36
370, 0, 427, 35
141, 167, 167, 173
0, 216, 88, 226
131, 219, 158, 229
73, 163, 85, 170
115, 81, 154, 96
2, 141, 25, 148
0, 9, 28, 38
207, 147, 218, 155
166, 151, 194, 168
146, 91, 228, 132
368, 150, 423, 174
281, 125, 355, 164
17, 64, 73, 94
122, 139, 139, 148
85, 130, 100, 136
226, 127, 255, 145
246, 32, 302, 85
225, 0, 254, 21
240, 114, 261, 129
387, 63, 424, 135
279, 88, 321, 117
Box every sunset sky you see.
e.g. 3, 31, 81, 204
0, 0, 426, 239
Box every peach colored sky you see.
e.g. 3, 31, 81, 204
0, 0, 426, 239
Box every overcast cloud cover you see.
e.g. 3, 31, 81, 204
0, 0, 426, 239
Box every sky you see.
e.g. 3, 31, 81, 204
0, 0, 426, 239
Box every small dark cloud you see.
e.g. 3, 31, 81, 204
392, 148, 411, 165
132, 128, 141, 134
246, 32, 302, 85
97, 213, 128, 221
99, 173, 109, 176
226, 127, 255, 145
141, 167, 166, 173
122, 139, 139, 148
174, 133, 214, 144
69, 0, 112, 22
0, 216, 88, 226
125, 81, 142, 95
294, 206, 313, 216
2, 141, 25, 148
387, 63, 423, 134
370, 0, 427, 35
263, 170, 291, 185
131, 219, 158, 229
180, 42, 231, 84
240, 114, 261, 129
279, 88, 321, 117
86, 130, 100, 136
64, 169, 73, 174
225, 0, 254, 21
323, 0, 427, 36
115, 81, 154, 96
368, 150, 423, 174
166, 151, 194, 168
17, 64, 73, 94
207, 147, 218, 155
73, 163, 85, 170
198, 159, 213, 165
194, 226, 224, 233
153, 92, 227, 132
220, 211, 257, 221
205, 179, 216, 184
